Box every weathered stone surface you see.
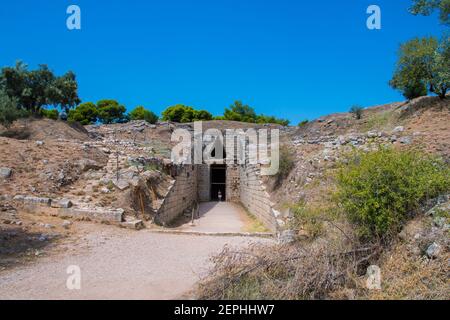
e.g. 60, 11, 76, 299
51, 199, 73, 209
278, 229, 296, 244
13, 195, 52, 206
392, 126, 404, 133
426, 242, 442, 259
121, 219, 145, 230
62, 220, 72, 229
78, 159, 103, 172
113, 179, 130, 191
60, 207, 124, 222
0, 167, 12, 179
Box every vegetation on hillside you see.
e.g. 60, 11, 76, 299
0, 61, 80, 114
222, 100, 290, 126
129, 106, 159, 124
335, 148, 450, 241
198, 147, 450, 300
161, 104, 213, 122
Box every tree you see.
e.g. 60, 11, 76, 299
390, 37, 449, 99
350, 105, 364, 120
193, 110, 213, 121
96, 99, 127, 124
410, 0, 450, 25
223, 101, 257, 122
0, 89, 28, 128
68, 102, 98, 125
129, 106, 159, 124
431, 35, 450, 98
40, 108, 59, 120
0, 61, 80, 114
162, 104, 196, 123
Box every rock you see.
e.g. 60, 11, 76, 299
278, 230, 296, 244
426, 242, 442, 259
433, 217, 446, 228
62, 220, 72, 229
113, 179, 130, 191
121, 219, 145, 230
51, 199, 73, 209
399, 136, 412, 145
36, 140, 44, 146
367, 131, 378, 138
13, 195, 52, 206
392, 126, 404, 133
0, 167, 12, 179
100, 187, 110, 194
78, 159, 102, 172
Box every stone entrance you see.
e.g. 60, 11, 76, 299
210, 164, 226, 201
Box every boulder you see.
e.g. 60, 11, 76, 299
278, 230, 296, 244
426, 242, 442, 259
78, 159, 102, 172
0, 167, 12, 179
121, 219, 145, 230
392, 126, 404, 133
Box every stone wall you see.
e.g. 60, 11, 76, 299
226, 165, 240, 202
197, 164, 210, 202
155, 165, 198, 225
239, 163, 277, 231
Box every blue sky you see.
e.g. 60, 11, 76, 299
0, 0, 445, 124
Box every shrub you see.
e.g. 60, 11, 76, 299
402, 82, 428, 100
298, 119, 309, 127
335, 147, 450, 240
0, 90, 28, 127
40, 108, 59, 120
97, 99, 127, 124
68, 102, 98, 125
273, 145, 295, 188
291, 201, 325, 239
349, 105, 364, 120
129, 106, 159, 124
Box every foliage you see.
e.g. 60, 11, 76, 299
96, 99, 127, 124
349, 105, 364, 120
291, 202, 326, 239
335, 148, 450, 240
223, 100, 289, 125
256, 114, 290, 126
403, 81, 429, 100
224, 101, 257, 122
129, 106, 159, 124
298, 119, 309, 127
273, 145, 295, 188
410, 0, 450, 25
161, 104, 212, 122
40, 108, 59, 120
390, 36, 449, 99
0, 61, 80, 114
0, 89, 28, 127
68, 102, 98, 125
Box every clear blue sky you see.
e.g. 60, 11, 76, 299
0, 0, 445, 124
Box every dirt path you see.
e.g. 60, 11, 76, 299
0, 223, 272, 300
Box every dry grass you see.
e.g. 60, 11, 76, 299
363, 244, 449, 300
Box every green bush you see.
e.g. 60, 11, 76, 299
68, 102, 98, 125
40, 108, 59, 120
298, 119, 309, 127
335, 148, 450, 240
0, 90, 28, 127
162, 104, 212, 123
129, 106, 159, 124
349, 105, 364, 120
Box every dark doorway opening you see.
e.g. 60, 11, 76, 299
210, 164, 226, 201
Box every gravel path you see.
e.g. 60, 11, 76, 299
0, 223, 272, 300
